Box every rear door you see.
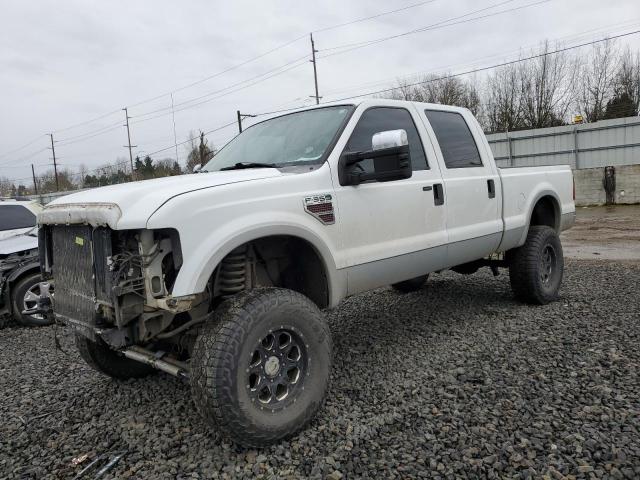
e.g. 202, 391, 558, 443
330, 104, 448, 294
419, 108, 502, 265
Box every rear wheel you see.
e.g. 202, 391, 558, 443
11, 273, 53, 327
508, 225, 564, 304
75, 334, 154, 379
392, 274, 428, 293
190, 288, 332, 447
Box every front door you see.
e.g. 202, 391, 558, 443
330, 104, 448, 294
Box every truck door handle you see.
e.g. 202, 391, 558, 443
433, 183, 444, 206
487, 179, 496, 199
422, 185, 432, 191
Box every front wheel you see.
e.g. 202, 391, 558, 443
11, 273, 53, 327
190, 288, 332, 447
508, 225, 564, 304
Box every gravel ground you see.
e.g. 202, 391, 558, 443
1, 259, 639, 479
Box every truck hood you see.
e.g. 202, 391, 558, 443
40, 168, 284, 229
0, 232, 39, 255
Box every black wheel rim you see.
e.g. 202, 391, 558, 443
246, 327, 308, 411
540, 244, 556, 285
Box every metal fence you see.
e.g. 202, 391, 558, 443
486, 115, 640, 169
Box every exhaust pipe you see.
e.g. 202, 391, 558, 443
121, 345, 189, 379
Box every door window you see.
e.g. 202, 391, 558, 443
344, 107, 428, 173
424, 110, 482, 168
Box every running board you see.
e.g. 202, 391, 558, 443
120, 345, 189, 379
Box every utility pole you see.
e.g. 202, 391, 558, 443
48, 133, 59, 192
236, 110, 257, 133
310, 33, 320, 105
31, 164, 38, 195
123, 107, 137, 177
171, 94, 179, 163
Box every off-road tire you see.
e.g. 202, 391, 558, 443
508, 225, 564, 305
392, 274, 428, 293
190, 288, 332, 447
75, 334, 154, 379
11, 272, 53, 327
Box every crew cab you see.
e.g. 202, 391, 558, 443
38, 100, 575, 446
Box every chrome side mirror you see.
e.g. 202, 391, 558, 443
372, 129, 408, 151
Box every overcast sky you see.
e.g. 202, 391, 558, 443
1, 0, 639, 184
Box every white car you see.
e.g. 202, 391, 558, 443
0, 199, 42, 240
0, 199, 51, 326
39, 99, 575, 446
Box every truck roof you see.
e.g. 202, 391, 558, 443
257, 98, 472, 124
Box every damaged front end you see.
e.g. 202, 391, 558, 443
40, 224, 208, 358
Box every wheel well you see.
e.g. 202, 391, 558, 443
9, 266, 40, 287
530, 196, 559, 232
213, 235, 329, 309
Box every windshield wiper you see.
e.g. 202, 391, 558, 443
219, 162, 279, 171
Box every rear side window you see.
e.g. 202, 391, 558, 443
0, 205, 36, 231
424, 110, 482, 168
344, 107, 428, 171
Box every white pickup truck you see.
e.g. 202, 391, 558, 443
38, 99, 575, 446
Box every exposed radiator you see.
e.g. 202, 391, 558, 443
50, 225, 111, 328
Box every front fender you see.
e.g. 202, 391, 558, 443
168, 217, 346, 308
7, 260, 40, 284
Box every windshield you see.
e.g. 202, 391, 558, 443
202, 105, 354, 171
0, 205, 36, 231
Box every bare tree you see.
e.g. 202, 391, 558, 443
385, 78, 419, 100
605, 47, 640, 118
77, 163, 88, 188
519, 41, 578, 128
385, 73, 482, 117
0, 176, 14, 197
36, 169, 76, 193
577, 40, 618, 122
484, 64, 523, 132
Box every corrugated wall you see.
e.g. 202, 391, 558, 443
486, 116, 640, 169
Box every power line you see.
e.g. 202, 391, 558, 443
131, 54, 310, 121
126, 37, 309, 110
56, 121, 123, 145
325, 29, 640, 102
51, 108, 123, 135
313, 0, 439, 33
0, 135, 46, 160
319, 0, 547, 59
143, 120, 238, 158
5, 0, 443, 146
319, 20, 640, 98
0, 147, 48, 167
126, 0, 443, 109
130, 58, 310, 125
